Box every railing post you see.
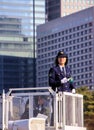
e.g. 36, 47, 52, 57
2, 90, 5, 130
72, 95, 75, 126
55, 93, 58, 130
63, 92, 66, 128
5, 97, 9, 129
58, 92, 63, 129
81, 96, 84, 127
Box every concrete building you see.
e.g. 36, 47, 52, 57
46, 0, 94, 21
37, 7, 94, 89
0, 0, 45, 92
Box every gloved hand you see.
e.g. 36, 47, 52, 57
68, 77, 73, 83
61, 77, 68, 84
72, 89, 76, 94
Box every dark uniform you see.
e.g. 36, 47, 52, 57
49, 66, 74, 92
48, 51, 75, 92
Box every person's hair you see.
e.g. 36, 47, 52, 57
55, 54, 68, 66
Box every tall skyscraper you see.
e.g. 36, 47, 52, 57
46, 0, 61, 21
37, 7, 94, 89
46, 0, 94, 21
0, 0, 45, 56
0, 0, 45, 92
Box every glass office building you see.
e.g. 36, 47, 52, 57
0, 0, 45, 56
0, 55, 34, 93
0, 0, 45, 92
46, 0, 61, 21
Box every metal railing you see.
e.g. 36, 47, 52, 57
55, 92, 83, 130
1, 87, 85, 130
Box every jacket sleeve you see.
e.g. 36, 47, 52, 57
48, 68, 61, 91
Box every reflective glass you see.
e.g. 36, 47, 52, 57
0, 0, 45, 36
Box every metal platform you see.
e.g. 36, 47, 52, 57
1, 87, 86, 130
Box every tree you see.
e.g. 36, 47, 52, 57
76, 86, 94, 130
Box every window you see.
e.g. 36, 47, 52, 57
23, 37, 28, 42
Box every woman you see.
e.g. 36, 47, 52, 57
48, 51, 75, 93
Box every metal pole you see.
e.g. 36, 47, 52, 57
58, 92, 63, 128
55, 93, 58, 130
2, 90, 5, 130
5, 97, 9, 129
81, 96, 84, 127
72, 95, 75, 126
63, 93, 66, 127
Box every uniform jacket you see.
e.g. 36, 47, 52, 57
48, 65, 75, 92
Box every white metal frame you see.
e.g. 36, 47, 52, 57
2, 87, 55, 130
2, 87, 86, 130
54, 91, 84, 130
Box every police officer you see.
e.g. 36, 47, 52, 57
48, 51, 75, 93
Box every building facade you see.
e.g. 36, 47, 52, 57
46, 0, 61, 21
46, 0, 94, 21
37, 7, 94, 89
0, 55, 34, 93
0, 0, 45, 92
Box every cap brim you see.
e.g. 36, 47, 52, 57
58, 55, 67, 58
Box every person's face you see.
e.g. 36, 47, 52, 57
58, 57, 66, 66
38, 97, 44, 105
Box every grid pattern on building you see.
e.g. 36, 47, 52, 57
46, 0, 94, 21
46, 0, 61, 21
0, 16, 32, 58
36, 7, 94, 89
0, 55, 34, 93
0, 0, 45, 57
0, 0, 45, 37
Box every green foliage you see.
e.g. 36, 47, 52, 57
76, 86, 94, 130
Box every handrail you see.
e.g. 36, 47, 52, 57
6, 87, 54, 96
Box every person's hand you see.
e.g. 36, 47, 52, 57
72, 89, 76, 94
61, 77, 68, 84
68, 77, 73, 82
